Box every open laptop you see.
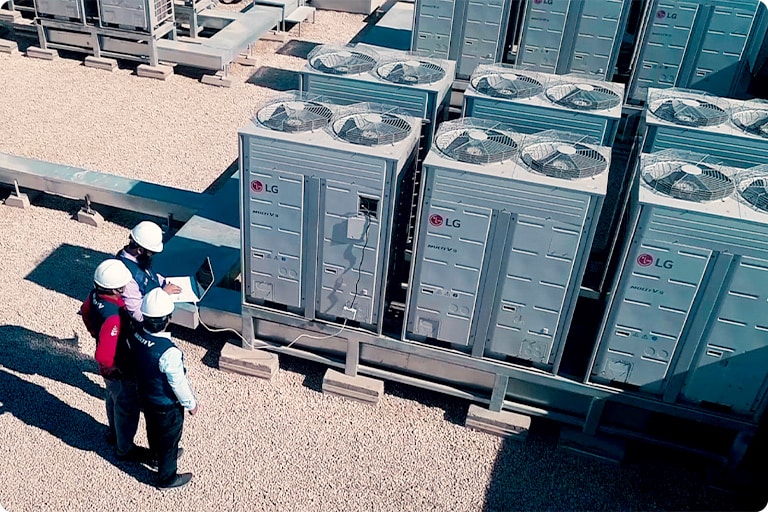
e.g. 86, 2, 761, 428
164, 256, 215, 304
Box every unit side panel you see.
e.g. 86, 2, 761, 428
317, 179, 384, 325
413, 0, 455, 58
592, 233, 711, 393
569, 0, 627, 78
687, 4, 756, 96
644, 125, 768, 170
406, 171, 493, 345
36, 0, 82, 18
682, 256, 768, 415
99, 0, 151, 30
486, 211, 587, 363
458, 0, 508, 78
517, 0, 570, 73
462, 98, 612, 144
244, 165, 305, 307
303, 74, 430, 119
630, 1, 699, 101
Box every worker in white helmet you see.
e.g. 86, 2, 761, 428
117, 221, 181, 322
128, 288, 198, 490
79, 259, 153, 463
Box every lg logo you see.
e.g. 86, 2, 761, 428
637, 253, 674, 269
656, 10, 677, 19
429, 214, 461, 228
250, 180, 278, 194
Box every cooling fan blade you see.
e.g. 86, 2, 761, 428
521, 142, 607, 179
309, 49, 377, 75
732, 108, 768, 139
436, 128, 519, 164
376, 59, 446, 85
257, 100, 334, 133
736, 166, 768, 213
332, 112, 412, 146
642, 162, 734, 202
545, 83, 621, 111
650, 98, 728, 127
471, 72, 543, 99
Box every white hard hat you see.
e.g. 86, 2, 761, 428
94, 259, 132, 290
130, 221, 164, 253
141, 288, 175, 318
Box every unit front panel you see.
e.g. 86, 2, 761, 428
631, 1, 699, 101
317, 180, 381, 325
246, 169, 305, 308
687, 4, 756, 96
459, 0, 507, 77
592, 238, 711, 393
518, 0, 570, 73
407, 200, 493, 345
682, 256, 768, 415
569, 0, 626, 78
414, 0, 455, 58
36, 0, 82, 19
99, 0, 150, 29
486, 215, 585, 364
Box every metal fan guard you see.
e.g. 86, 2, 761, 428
650, 99, 729, 127
435, 128, 518, 164
545, 83, 621, 111
642, 162, 735, 202
471, 73, 544, 99
310, 51, 377, 75
257, 101, 334, 133
521, 142, 607, 179
732, 109, 768, 139
332, 113, 412, 146
376, 60, 446, 85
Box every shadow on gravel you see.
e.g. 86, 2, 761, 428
276, 39, 321, 59
246, 66, 301, 91
24, 243, 114, 301
0, 367, 156, 485
0, 325, 102, 400
481, 425, 752, 512
385, 381, 467, 427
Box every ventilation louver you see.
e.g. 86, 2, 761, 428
648, 89, 729, 127
331, 104, 412, 146
308, 45, 378, 75
732, 101, 768, 139
520, 131, 607, 179
545, 81, 621, 111
469, 64, 544, 99
376, 58, 446, 85
737, 165, 768, 213
255, 92, 334, 133
641, 150, 735, 202
434, 118, 520, 164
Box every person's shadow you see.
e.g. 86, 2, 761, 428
0, 326, 155, 484
0, 325, 103, 400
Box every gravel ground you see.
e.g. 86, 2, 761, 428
0, 5, 762, 511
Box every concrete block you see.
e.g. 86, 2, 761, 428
558, 426, 626, 464
4, 193, 30, 209
322, 368, 383, 405
136, 64, 173, 80
219, 343, 279, 381
465, 404, 531, 439
200, 71, 233, 88
26, 46, 57, 60
0, 10, 22, 23
0, 39, 18, 54
76, 208, 104, 227
84, 56, 117, 71
235, 54, 259, 67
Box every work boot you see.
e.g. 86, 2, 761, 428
157, 472, 193, 490
118, 446, 154, 464
143, 447, 184, 471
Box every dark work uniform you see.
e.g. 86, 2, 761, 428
129, 328, 195, 485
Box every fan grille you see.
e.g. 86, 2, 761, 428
310, 49, 377, 75
332, 112, 412, 146
256, 100, 334, 133
471, 72, 544, 99
739, 177, 768, 212
435, 128, 518, 164
545, 83, 621, 111
376, 59, 446, 85
732, 108, 768, 139
642, 162, 734, 202
650, 98, 728, 127
521, 142, 607, 179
